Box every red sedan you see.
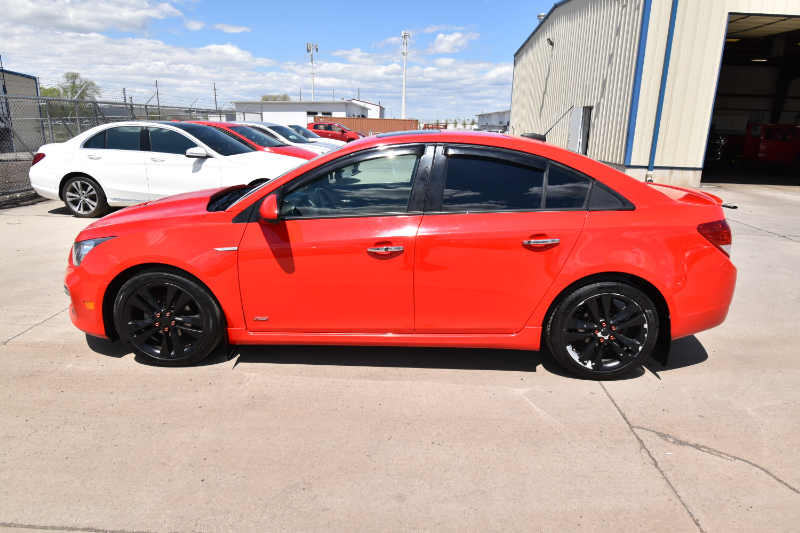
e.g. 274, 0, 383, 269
64, 131, 736, 379
188, 121, 317, 161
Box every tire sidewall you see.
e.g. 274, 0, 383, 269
547, 281, 659, 380
63, 175, 109, 218
114, 269, 223, 366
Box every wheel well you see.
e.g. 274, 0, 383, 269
541, 272, 671, 365
101, 263, 221, 341
59, 172, 96, 201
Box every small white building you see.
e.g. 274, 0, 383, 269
476, 110, 511, 132
348, 99, 385, 119
231, 100, 370, 127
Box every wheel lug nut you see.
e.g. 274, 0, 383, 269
155, 322, 160, 327
171, 321, 175, 326
601, 322, 606, 327
594, 330, 600, 335
599, 338, 604, 342
164, 327, 169, 332
610, 335, 615, 340
611, 326, 616, 330
156, 313, 161, 317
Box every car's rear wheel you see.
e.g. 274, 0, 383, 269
114, 268, 223, 366
546, 281, 658, 380
63, 176, 109, 218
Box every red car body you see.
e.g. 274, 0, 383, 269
725, 123, 800, 165
188, 121, 317, 160
65, 131, 736, 376
307, 122, 363, 142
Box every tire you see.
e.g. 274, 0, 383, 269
114, 268, 223, 367
545, 281, 659, 380
63, 175, 109, 218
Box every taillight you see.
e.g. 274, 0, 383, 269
698, 219, 732, 256
31, 153, 45, 166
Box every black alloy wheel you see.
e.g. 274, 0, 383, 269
63, 175, 109, 218
546, 281, 659, 380
114, 268, 223, 366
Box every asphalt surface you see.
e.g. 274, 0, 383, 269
1, 180, 799, 533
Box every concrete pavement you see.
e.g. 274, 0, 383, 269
1, 183, 798, 533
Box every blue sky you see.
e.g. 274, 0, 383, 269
2, 0, 555, 118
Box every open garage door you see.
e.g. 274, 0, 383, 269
704, 14, 800, 185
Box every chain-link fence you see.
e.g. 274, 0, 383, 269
0, 94, 232, 195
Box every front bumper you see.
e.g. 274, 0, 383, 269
65, 263, 109, 339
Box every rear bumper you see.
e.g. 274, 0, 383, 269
65, 264, 109, 339
659, 259, 737, 340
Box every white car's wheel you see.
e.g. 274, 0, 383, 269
63, 176, 110, 218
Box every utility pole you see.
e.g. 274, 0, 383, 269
401, 31, 410, 119
213, 83, 218, 110
307, 43, 318, 101
155, 80, 161, 119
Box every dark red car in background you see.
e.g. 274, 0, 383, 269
189, 121, 317, 161
725, 123, 800, 167
308, 122, 364, 143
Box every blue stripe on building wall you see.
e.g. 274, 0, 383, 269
648, 0, 681, 172
624, 0, 654, 166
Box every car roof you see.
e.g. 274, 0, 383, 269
239, 121, 280, 128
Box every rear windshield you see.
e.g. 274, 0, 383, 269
178, 125, 253, 156
270, 125, 311, 143
229, 126, 286, 147
289, 125, 322, 139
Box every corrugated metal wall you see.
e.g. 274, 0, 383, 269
631, 0, 800, 169
510, 0, 644, 165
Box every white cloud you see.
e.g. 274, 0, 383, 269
185, 19, 205, 31
422, 25, 469, 34
0, 0, 182, 32
427, 32, 480, 54
213, 23, 250, 33
373, 36, 402, 48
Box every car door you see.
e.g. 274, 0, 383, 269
313, 124, 333, 140
80, 126, 149, 203
238, 144, 433, 333
414, 145, 588, 334
331, 125, 348, 142
144, 127, 222, 199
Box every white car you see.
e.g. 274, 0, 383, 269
29, 121, 305, 217
239, 122, 340, 155
287, 124, 347, 147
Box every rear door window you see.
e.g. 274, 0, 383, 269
83, 131, 105, 149
441, 155, 544, 212
544, 165, 590, 209
105, 126, 141, 151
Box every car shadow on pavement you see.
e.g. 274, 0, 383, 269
644, 335, 708, 378
85, 334, 130, 358
233, 343, 578, 378
48, 205, 126, 216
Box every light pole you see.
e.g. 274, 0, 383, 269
307, 43, 318, 101
401, 31, 410, 119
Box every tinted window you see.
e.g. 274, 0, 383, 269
545, 165, 590, 209
282, 154, 420, 217
83, 131, 105, 149
270, 125, 311, 143
228, 126, 285, 147
181, 125, 252, 156
105, 126, 141, 151
150, 128, 198, 154
442, 156, 544, 212
290, 125, 321, 138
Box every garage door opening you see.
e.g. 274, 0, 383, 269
703, 14, 800, 185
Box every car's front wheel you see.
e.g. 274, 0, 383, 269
114, 268, 223, 366
546, 281, 659, 380
63, 175, 109, 218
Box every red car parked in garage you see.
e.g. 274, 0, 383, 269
308, 122, 364, 143
725, 123, 800, 166
64, 130, 736, 379
188, 121, 317, 161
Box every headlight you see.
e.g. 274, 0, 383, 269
72, 237, 116, 267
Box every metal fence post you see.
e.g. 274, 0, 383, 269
74, 100, 82, 133
44, 99, 54, 144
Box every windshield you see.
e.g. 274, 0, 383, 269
178, 125, 253, 156
289, 125, 322, 139
229, 125, 286, 147
270, 125, 311, 143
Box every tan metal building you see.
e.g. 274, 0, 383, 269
511, 0, 800, 187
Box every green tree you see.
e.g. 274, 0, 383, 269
470, 119, 475, 126
56, 72, 101, 99
261, 93, 291, 101
462, 119, 467, 128
40, 86, 62, 97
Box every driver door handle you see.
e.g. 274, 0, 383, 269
87, 155, 101, 160
367, 246, 403, 254
150, 158, 165, 162
523, 238, 559, 245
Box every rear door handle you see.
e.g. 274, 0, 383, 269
367, 246, 403, 254
523, 239, 559, 245
87, 155, 101, 160
150, 158, 165, 162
